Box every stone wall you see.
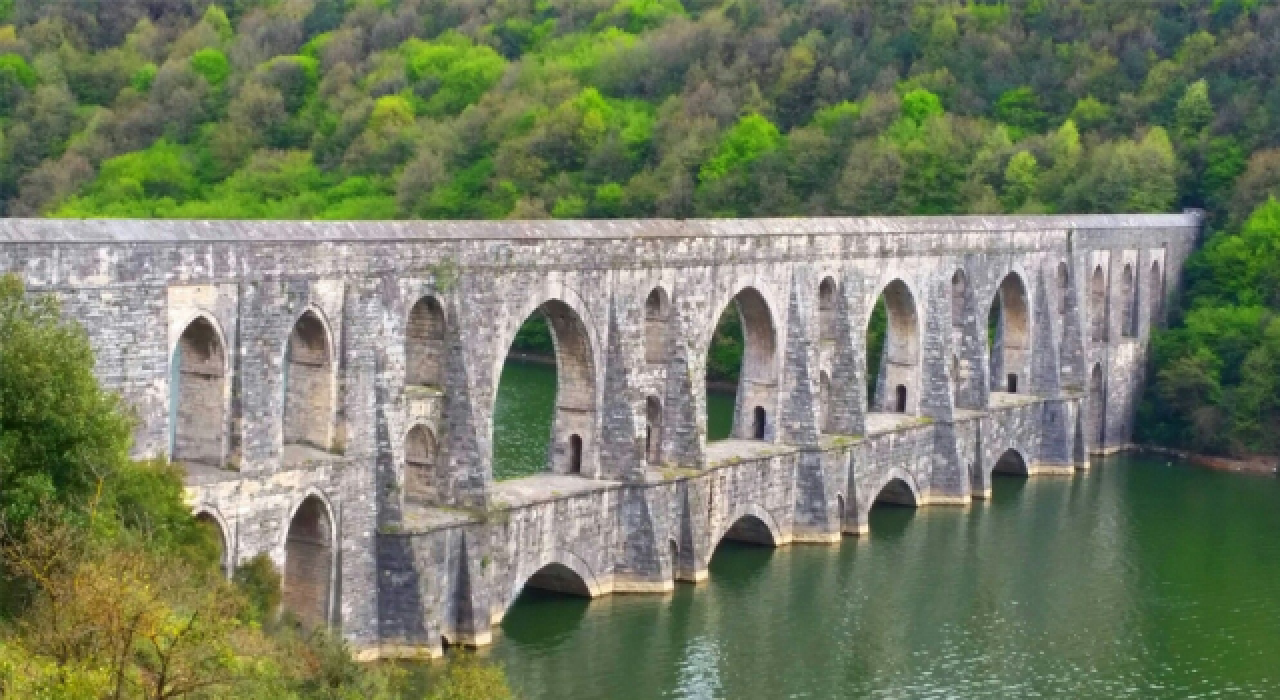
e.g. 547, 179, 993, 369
0, 213, 1201, 656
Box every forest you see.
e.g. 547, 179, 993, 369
1, 2, 1279, 434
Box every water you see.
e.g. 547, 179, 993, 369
487, 360, 1280, 698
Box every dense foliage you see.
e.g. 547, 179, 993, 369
0, 276, 512, 698
3, 0, 1280, 452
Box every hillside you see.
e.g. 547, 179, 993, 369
2, 0, 1280, 454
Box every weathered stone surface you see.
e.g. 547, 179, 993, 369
0, 213, 1200, 656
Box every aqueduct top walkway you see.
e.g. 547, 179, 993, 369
1, 212, 1201, 657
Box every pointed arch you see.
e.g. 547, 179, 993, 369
818, 276, 838, 342
715, 504, 783, 549
171, 314, 228, 466
194, 506, 231, 578
644, 286, 671, 365
707, 286, 779, 442
988, 272, 1031, 395
283, 492, 336, 628
283, 308, 336, 451
992, 448, 1029, 477
1090, 265, 1107, 343
508, 550, 603, 609
404, 424, 437, 504
871, 469, 921, 508
866, 279, 921, 415
406, 296, 446, 387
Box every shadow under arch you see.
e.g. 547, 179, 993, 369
987, 271, 1031, 396
506, 550, 603, 611
492, 296, 599, 479
866, 278, 921, 415
706, 286, 779, 442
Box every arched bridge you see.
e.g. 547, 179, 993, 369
0, 213, 1200, 658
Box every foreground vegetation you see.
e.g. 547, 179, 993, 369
2, 1, 1280, 452
0, 275, 512, 698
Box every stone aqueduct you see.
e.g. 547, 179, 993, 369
1, 213, 1200, 658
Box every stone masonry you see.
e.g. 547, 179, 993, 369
0, 213, 1200, 659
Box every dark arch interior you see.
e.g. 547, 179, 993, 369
873, 478, 917, 508
171, 316, 226, 466
404, 424, 437, 504
283, 310, 335, 452
1090, 265, 1107, 342
1089, 363, 1106, 445
706, 288, 777, 442
644, 287, 670, 365
406, 296, 446, 387
283, 496, 333, 628
195, 512, 227, 576
494, 300, 596, 480
988, 274, 1030, 395
819, 277, 837, 342
951, 270, 967, 326
720, 514, 776, 547
525, 562, 592, 598
993, 449, 1029, 476
866, 280, 919, 414
1121, 264, 1136, 337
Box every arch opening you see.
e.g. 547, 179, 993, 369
283, 310, 335, 453
404, 424, 437, 504
1056, 262, 1070, 344
866, 280, 920, 415
494, 300, 597, 480
1121, 264, 1136, 337
706, 288, 778, 442
283, 496, 334, 628
195, 511, 228, 577
524, 562, 593, 598
819, 277, 838, 343
1089, 363, 1106, 446
993, 449, 1029, 477
987, 273, 1030, 397
872, 477, 918, 508
406, 296, 446, 387
645, 396, 663, 466
1090, 265, 1107, 343
951, 270, 967, 326
644, 287, 670, 365
171, 316, 227, 467
720, 514, 777, 547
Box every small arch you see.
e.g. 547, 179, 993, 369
645, 396, 663, 465
283, 494, 335, 628
509, 551, 602, 608
170, 315, 228, 467
644, 287, 670, 365
1089, 363, 1106, 446
992, 448, 1029, 477
406, 296, 446, 387
194, 508, 230, 578
894, 385, 907, 413
1121, 263, 1136, 337
1090, 265, 1107, 343
951, 269, 968, 326
283, 309, 336, 452
568, 434, 583, 474
818, 277, 838, 342
752, 406, 767, 440
1148, 260, 1163, 324
403, 424, 437, 504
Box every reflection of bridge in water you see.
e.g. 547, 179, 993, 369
0, 213, 1200, 658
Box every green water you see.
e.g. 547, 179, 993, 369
489, 361, 1280, 698
493, 359, 737, 479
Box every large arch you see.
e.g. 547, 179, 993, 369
707, 287, 779, 441
283, 309, 336, 451
403, 424, 437, 504
1090, 265, 1107, 343
283, 493, 335, 628
507, 550, 603, 609
992, 448, 1030, 477
170, 315, 227, 466
406, 296, 446, 387
866, 279, 921, 415
494, 298, 598, 478
870, 470, 921, 508
988, 272, 1031, 395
